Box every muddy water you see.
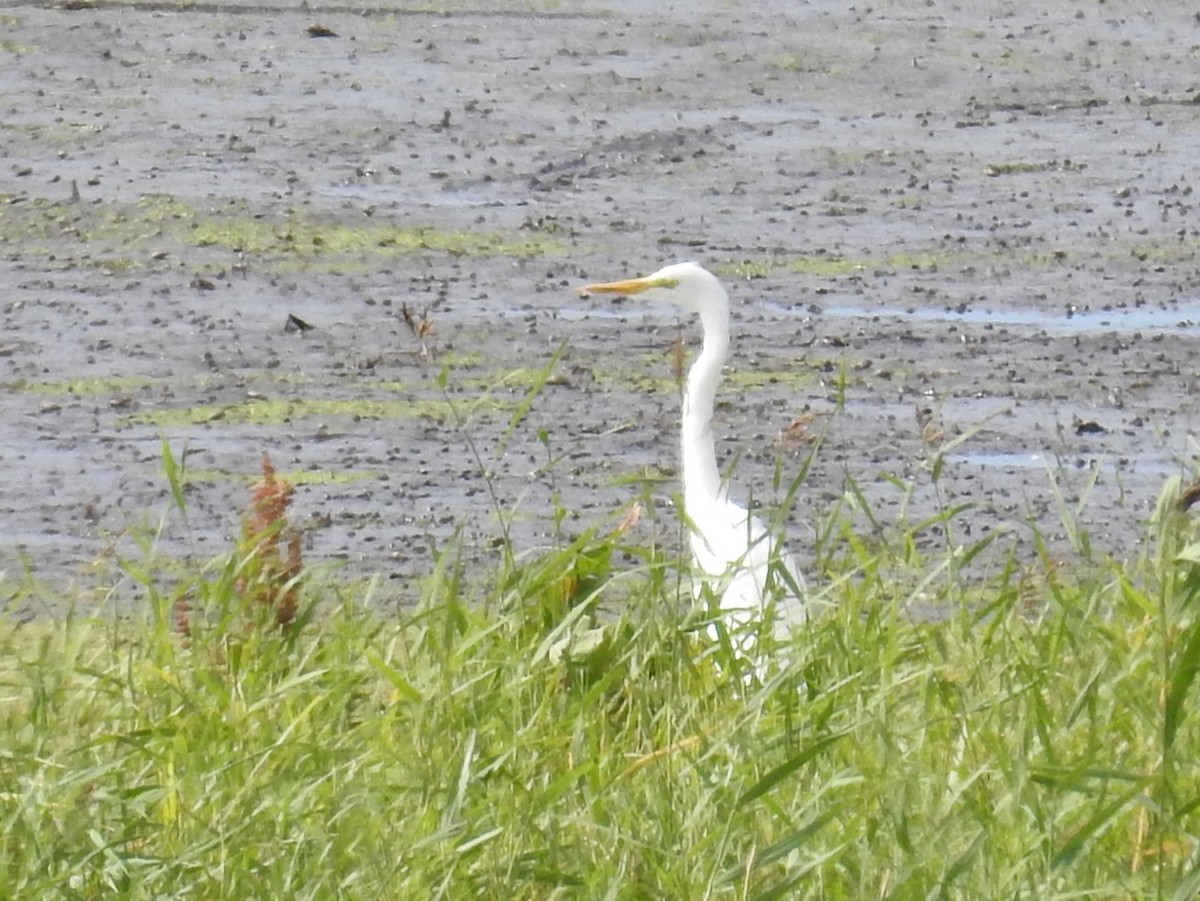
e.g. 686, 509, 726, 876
1, 0, 1199, 610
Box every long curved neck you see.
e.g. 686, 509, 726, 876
681, 304, 729, 511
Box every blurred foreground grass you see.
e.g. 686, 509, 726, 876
4, 438, 1200, 900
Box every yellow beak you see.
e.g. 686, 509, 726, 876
575, 276, 658, 298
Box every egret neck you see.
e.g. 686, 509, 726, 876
681, 300, 731, 517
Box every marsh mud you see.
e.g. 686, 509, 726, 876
2, 0, 1200, 610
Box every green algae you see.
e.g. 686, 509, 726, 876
184, 467, 377, 486
120, 393, 516, 428
123, 397, 452, 428
0, 193, 564, 274
2, 369, 335, 400
722, 250, 955, 281
719, 242, 1100, 283
4, 376, 163, 397
189, 216, 561, 260
725, 366, 820, 392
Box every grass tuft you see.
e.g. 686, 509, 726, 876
4, 427, 1200, 897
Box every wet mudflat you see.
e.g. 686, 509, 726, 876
2, 0, 1199, 610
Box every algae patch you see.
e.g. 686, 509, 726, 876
722, 244, 1075, 282
3, 375, 165, 397
725, 367, 819, 392
122, 395, 511, 428
190, 216, 562, 261
0, 193, 564, 272
184, 467, 378, 486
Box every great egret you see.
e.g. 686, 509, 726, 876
578, 262, 806, 641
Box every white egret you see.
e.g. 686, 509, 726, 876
578, 262, 806, 642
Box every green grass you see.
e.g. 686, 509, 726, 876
5, 409, 1200, 897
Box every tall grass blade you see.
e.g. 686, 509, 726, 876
160, 434, 187, 520
363, 647, 423, 703
1164, 618, 1200, 750
718, 809, 841, 886
934, 828, 987, 898
737, 733, 849, 807
496, 339, 565, 457
1050, 784, 1144, 869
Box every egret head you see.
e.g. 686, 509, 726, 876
577, 261, 728, 316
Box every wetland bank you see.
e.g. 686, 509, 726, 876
2, 0, 1200, 607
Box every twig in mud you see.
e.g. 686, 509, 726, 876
402, 303, 437, 360
1177, 479, 1200, 513
615, 502, 644, 537
775, 412, 822, 455
915, 404, 944, 445
669, 333, 686, 392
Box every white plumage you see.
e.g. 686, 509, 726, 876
579, 262, 806, 641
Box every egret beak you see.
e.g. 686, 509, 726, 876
576, 275, 677, 298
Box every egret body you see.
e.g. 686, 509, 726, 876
579, 262, 805, 636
